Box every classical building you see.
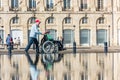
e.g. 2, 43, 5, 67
1, 0, 120, 80
0, 0, 120, 48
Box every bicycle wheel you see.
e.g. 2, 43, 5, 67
42, 54, 54, 64
42, 41, 54, 54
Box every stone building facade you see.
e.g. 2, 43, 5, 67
1, 0, 120, 80
0, 0, 120, 48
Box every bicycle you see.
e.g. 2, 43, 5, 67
40, 31, 63, 64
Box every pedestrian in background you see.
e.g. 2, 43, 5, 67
6, 34, 13, 59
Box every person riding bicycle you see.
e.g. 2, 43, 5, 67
25, 19, 44, 53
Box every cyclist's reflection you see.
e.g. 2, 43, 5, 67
25, 52, 40, 80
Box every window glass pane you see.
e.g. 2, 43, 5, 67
97, 29, 107, 44
29, 17, 36, 24
46, 0, 53, 9
65, 17, 71, 24
98, 17, 104, 24
63, 29, 73, 44
11, 0, 18, 8
48, 17, 54, 24
12, 17, 19, 24
0, 30, 4, 44
81, 0, 87, 9
64, 0, 70, 9
82, 17, 87, 24
29, 0, 36, 8
98, 0, 103, 9
80, 29, 90, 45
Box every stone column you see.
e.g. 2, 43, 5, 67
3, 0, 9, 11
20, 0, 27, 11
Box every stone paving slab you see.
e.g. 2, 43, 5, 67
0, 47, 120, 55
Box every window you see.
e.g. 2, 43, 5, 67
82, 17, 88, 24
29, 17, 36, 24
81, 0, 87, 10
46, 0, 54, 9
0, 30, 4, 44
98, 17, 104, 24
63, 0, 71, 9
80, 29, 90, 46
64, 17, 71, 24
48, 29, 57, 40
98, 0, 103, 10
11, 0, 18, 8
48, 17, 54, 24
97, 29, 107, 45
29, 0, 36, 8
63, 29, 74, 44
12, 17, 19, 24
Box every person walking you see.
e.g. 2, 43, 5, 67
25, 19, 44, 53
6, 34, 13, 59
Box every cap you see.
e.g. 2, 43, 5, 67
35, 19, 41, 23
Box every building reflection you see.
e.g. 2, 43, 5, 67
0, 53, 118, 80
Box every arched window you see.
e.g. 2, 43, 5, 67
81, 17, 88, 24
80, 29, 90, 46
11, 29, 23, 45
11, 17, 19, 24
63, 29, 74, 44
47, 17, 54, 24
29, 0, 36, 8
98, 17, 104, 24
97, 29, 107, 45
11, 0, 18, 8
63, 0, 71, 9
64, 17, 71, 24
28, 17, 36, 24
